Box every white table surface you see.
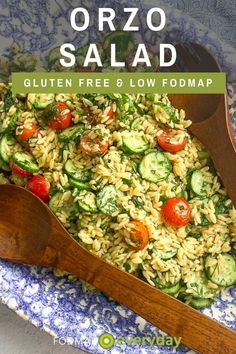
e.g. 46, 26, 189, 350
0, 303, 87, 354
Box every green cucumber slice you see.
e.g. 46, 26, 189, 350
160, 281, 181, 295
130, 117, 140, 130
49, 192, 78, 221
77, 191, 98, 213
64, 160, 91, 182
58, 124, 85, 142
12, 151, 39, 173
186, 271, 216, 299
27, 94, 54, 109
96, 185, 122, 216
153, 247, 177, 260
123, 132, 149, 154
68, 178, 91, 190
204, 253, 236, 287
189, 170, 205, 196
0, 134, 17, 164
49, 192, 63, 213
139, 151, 171, 183
189, 297, 214, 309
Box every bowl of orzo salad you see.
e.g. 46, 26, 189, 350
0, 84, 235, 310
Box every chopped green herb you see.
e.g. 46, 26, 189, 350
132, 196, 144, 208
123, 262, 131, 271
122, 178, 132, 185
3, 89, 14, 112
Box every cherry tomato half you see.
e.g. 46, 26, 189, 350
80, 130, 109, 156
162, 197, 191, 228
44, 101, 72, 130
27, 175, 50, 202
124, 220, 149, 250
157, 129, 188, 153
16, 123, 39, 146
12, 163, 33, 177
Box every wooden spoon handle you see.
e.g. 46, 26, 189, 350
41, 229, 236, 354
190, 95, 236, 206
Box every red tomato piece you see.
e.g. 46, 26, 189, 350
44, 101, 72, 130
16, 123, 39, 144
12, 163, 33, 177
80, 130, 109, 156
27, 175, 50, 202
125, 220, 149, 250
157, 129, 188, 153
162, 197, 191, 228
106, 107, 113, 118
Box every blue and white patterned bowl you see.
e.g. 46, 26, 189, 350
0, 1, 235, 353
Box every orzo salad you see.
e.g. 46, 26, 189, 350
0, 83, 236, 309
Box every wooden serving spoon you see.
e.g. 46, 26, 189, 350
0, 184, 235, 354
169, 43, 236, 206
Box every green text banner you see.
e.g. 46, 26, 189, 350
12, 72, 226, 94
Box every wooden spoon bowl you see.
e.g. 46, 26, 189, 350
169, 43, 236, 205
0, 184, 235, 354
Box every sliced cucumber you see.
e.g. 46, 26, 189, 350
160, 281, 181, 295
189, 170, 205, 196
64, 160, 91, 182
204, 253, 236, 287
77, 191, 98, 213
27, 94, 54, 109
0, 134, 17, 164
153, 247, 177, 260
186, 271, 216, 299
58, 124, 85, 142
130, 117, 140, 130
49, 192, 63, 213
68, 177, 91, 190
96, 184, 122, 216
139, 151, 171, 183
49, 192, 78, 221
189, 297, 214, 309
12, 151, 39, 173
122, 132, 149, 154
177, 189, 189, 200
